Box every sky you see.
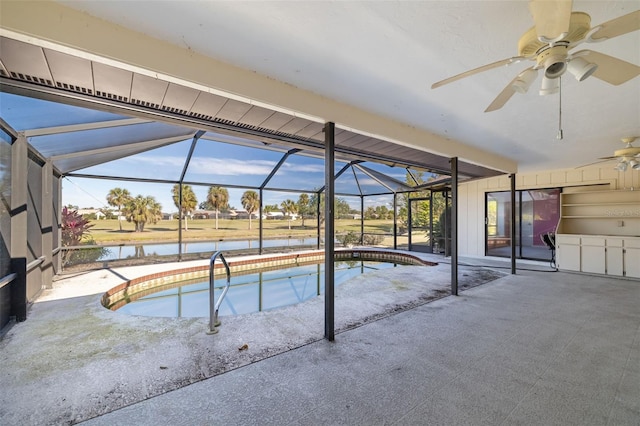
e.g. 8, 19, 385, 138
62, 152, 405, 213
2, 92, 419, 213
57, 132, 411, 212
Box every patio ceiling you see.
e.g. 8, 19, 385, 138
0, 35, 504, 182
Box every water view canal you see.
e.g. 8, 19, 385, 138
97, 238, 320, 261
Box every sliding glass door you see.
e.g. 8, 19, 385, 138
486, 189, 560, 261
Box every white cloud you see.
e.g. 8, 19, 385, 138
364, 195, 393, 207
128, 155, 278, 176
189, 157, 277, 175
280, 163, 325, 173
123, 153, 327, 177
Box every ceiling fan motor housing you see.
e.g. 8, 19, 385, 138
518, 12, 592, 56
519, 12, 593, 80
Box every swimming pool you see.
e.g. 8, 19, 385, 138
102, 249, 434, 318
113, 260, 395, 317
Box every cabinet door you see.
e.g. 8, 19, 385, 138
558, 244, 581, 271
625, 248, 640, 278
581, 246, 606, 274
606, 247, 624, 276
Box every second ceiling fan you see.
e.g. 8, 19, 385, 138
431, 1, 640, 112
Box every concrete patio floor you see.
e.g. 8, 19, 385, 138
1, 253, 638, 425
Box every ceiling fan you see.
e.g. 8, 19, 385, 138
605, 137, 640, 171
431, 1, 640, 112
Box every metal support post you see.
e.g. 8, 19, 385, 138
360, 196, 364, 244
316, 191, 321, 249
324, 122, 335, 341
407, 198, 413, 250
10, 258, 26, 322
429, 191, 434, 252
510, 173, 517, 274
178, 184, 183, 261
451, 157, 458, 296
41, 161, 54, 288
259, 189, 263, 254
393, 193, 398, 250
10, 134, 28, 315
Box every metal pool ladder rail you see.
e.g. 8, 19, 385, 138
207, 251, 231, 335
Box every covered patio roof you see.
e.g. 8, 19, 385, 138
0, 35, 505, 185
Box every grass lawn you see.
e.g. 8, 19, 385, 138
88, 218, 399, 245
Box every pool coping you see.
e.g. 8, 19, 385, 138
102, 249, 437, 310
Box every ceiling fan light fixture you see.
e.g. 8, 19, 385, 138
567, 57, 598, 81
512, 69, 538, 94
543, 54, 567, 79
615, 160, 629, 172
629, 159, 640, 170
539, 76, 559, 95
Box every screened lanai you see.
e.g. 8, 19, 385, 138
0, 38, 505, 332
2, 89, 466, 261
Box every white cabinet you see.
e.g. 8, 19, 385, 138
581, 237, 606, 274
624, 239, 640, 279
606, 238, 624, 277
556, 235, 580, 271
556, 235, 640, 278
555, 189, 640, 279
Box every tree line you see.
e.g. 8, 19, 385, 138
98, 170, 444, 234
105, 185, 357, 233
106, 185, 253, 232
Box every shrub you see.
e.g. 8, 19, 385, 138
62, 238, 110, 267
61, 207, 94, 247
61, 207, 109, 267
337, 231, 360, 247
362, 234, 384, 245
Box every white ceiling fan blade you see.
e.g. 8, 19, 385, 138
484, 67, 536, 112
528, 0, 573, 42
590, 10, 640, 41
574, 50, 640, 85
431, 56, 526, 89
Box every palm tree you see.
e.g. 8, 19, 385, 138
172, 184, 198, 231
149, 198, 163, 224
106, 187, 132, 231
241, 190, 260, 230
123, 195, 162, 232
207, 186, 229, 230
297, 193, 310, 227
281, 199, 298, 230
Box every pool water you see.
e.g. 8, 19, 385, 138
116, 260, 398, 318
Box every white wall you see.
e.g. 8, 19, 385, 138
458, 166, 640, 257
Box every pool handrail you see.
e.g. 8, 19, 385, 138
207, 251, 231, 335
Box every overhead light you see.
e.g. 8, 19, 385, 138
543, 54, 567, 79
540, 76, 559, 95
512, 69, 538, 94
567, 57, 598, 81
614, 156, 640, 171
615, 160, 629, 172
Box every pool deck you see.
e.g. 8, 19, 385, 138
1, 250, 639, 425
